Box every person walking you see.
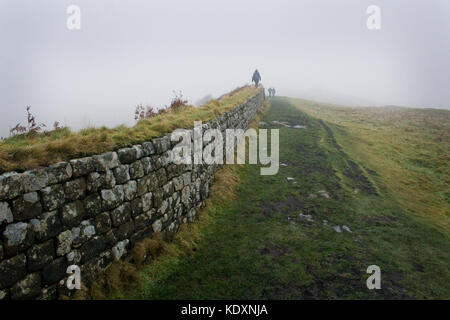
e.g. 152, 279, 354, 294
252, 69, 261, 87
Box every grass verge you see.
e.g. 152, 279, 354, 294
0, 85, 261, 173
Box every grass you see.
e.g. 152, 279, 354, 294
286, 98, 450, 232
0, 85, 261, 174
120, 97, 449, 299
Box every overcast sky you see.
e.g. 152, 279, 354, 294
1, 0, 449, 137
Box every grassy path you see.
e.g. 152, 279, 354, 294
129, 97, 449, 299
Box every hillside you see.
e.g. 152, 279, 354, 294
96, 96, 449, 300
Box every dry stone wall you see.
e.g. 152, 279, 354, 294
0, 89, 265, 300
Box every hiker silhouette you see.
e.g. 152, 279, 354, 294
252, 69, 261, 87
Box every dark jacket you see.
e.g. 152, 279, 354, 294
252, 70, 261, 82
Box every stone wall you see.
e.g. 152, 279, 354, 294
0, 89, 265, 300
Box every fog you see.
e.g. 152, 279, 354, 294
1, 0, 449, 137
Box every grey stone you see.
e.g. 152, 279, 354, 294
181, 186, 191, 207
182, 172, 191, 186
56, 230, 73, 256
0, 201, 13, 225
27, 240, 54, 271
153, 189, 164, 208
123, 180, 137, 201
113, 165, 130, 184
152, 219, 163, 233
61, 201, 85, 228
333, 226, 342, 233
142, 192, 153, 212
70, 157, 96, 177
101, 185, 124, 211
46, 162, 72, 184
64, 177, 86, 201
136, 175, 149, 195
156, 168, 167, 187
298, 213, 313, 222
42, 257, 67, 285
141, 157, 153, 174
152, 136, 170, 154
80, 236, 110, 263
318, 190, 331, 199
0, 254, 27, 289
31, 211, 63, 242
3, 222, 34, 256
94, 152, 120, 171
114, 220, 135, 240
173, 176, 184, 191
87, 170, 115, 192
112, 239, 129, 260
72, 220, 96, 246
162, 181, 174, 198
94, 212, 111, 234
142, 141, 155, 156
110, 203, 131, 227
10, 272, 41, 300
342, 225, 352, 233
0, 172, 23, 200
157, 199, 169, 216
84, 193, 102, 217
12, 192, 42, 221
21, 169, 49, 193
117, 147, 137, 164
66, 250, 81, 264
131, 197, 143, 217
40, 184, 65, 211
133, 145, 144, 160
129, 160, 145, 180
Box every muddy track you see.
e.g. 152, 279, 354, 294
318, 119, 378, 195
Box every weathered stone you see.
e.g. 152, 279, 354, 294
30, 211, 63, 242
0, 289, 7, 300
152, 136, 170, 154
141, 157, 153, 174
156, 168, 167, 187
114, 220, 135, 240
153, 189, 164, 208
61, 201, 85, 228
94, 212, 111, 234
56, 230, 73, 256
137, 175, 149, 196
152, 219, 163, 233
133, 145, 144, 160
101, 185, 124, 211
80, 236, 110, 263
46, 162, 72, 184
129, 160, 145, 180
113, 165, 130, 184
27, 239, 54, 271
123, 180, 137, 201
117, 147, 137, 164
42, 257, 67, 285
112, 239, 129, 260
159, 151, 171, 167
81, 250, 114, 283
40, 184, 65, 211
110, 203, 131, 227
87, 170, 115, 192
3, 222, 34, 256
0, 201, 13, 226
0, 172, 23, 201
182, 172, 191, 186
131, 197, 143, 217
66, 250, 81, 265
142, 192, 153, 212
84, 193, 102, 217
0, 254, 27, 289
21, 169, 49, 193
94, 152, 120, 171
10, 272, 41, 300
0, 242, 3, 260
172, 176, 184, 192
157, 199, 169, 217
181, 186, 191, 207
12, 192, 42, 221
70, 157, 96, 177
134, 212, 151, 231
64, 177, 86, 201
73, 220, 96, 246
162, 181, 174, 198
142, 141, 155, 156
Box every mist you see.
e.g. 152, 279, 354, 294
1, 0, 449, 138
